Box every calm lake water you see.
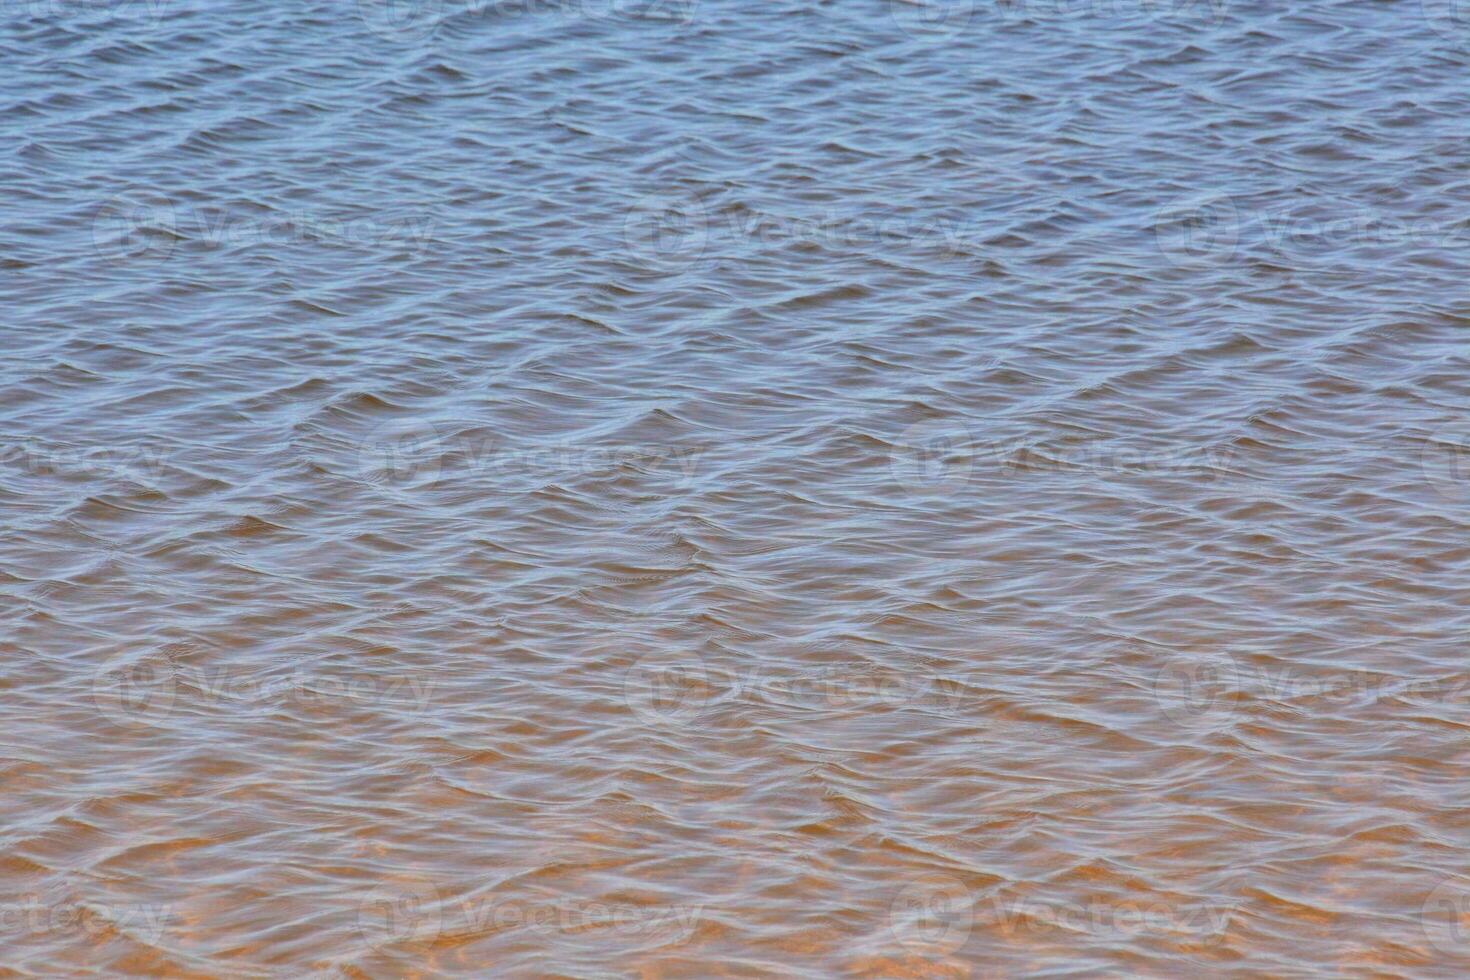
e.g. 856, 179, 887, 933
5, 0, 1470, 975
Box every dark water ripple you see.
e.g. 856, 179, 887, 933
4, 0, 1470, 975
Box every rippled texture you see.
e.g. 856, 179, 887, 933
6, 0, 1470, 975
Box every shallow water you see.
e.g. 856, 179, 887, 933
5, 0, 1470, 975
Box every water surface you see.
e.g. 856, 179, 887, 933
5, 0, 1470, 975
